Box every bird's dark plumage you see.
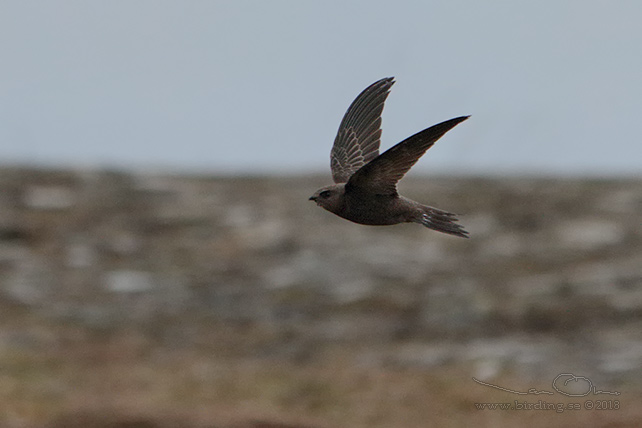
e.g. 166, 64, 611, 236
347, 116, 469, 196
330, 77, 394, 183
310, 77, 470, 238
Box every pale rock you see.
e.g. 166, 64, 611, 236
557, 219, 624, 249
23, 186, 75, 210
3, 256, 53, 305
331, 278, 374, 304
105, 270, 154, 293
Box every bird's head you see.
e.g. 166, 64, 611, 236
309, 183, 345, 213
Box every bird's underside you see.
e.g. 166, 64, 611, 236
310, 77, 470, 238
338, 191, 408, 226
338, 191, 469, 238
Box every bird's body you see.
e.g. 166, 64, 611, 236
310, 77, 470, 238
314, 183, 404, 225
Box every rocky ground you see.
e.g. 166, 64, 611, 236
0, 167, 641, 427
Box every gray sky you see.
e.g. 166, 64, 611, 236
1, 1, 641, 176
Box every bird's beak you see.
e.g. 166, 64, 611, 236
308, 196, 317, 201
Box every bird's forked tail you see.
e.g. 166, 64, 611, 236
416, 205, 469, 238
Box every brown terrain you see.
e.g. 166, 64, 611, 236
0, 167, 641, 427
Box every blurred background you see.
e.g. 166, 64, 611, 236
1, 1, 641, 427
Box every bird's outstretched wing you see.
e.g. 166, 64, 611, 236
330, 77, 395, 183
347, 116, 469, 195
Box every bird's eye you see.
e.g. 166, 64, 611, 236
320, 190, 331, 198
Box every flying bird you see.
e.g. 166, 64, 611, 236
309, 77, 469, 238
